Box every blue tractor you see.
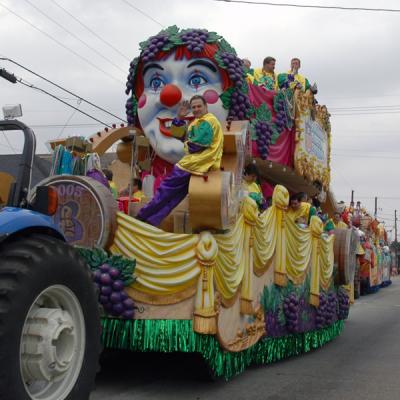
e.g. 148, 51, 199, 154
0, 120, 100, 400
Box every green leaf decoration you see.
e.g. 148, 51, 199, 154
219, 87, 234, 110
207, 31, 221, 43
108, 254, 136, 286
255, 103, 272, 122
76, 247, 136, 286
268, 123, 280, 145
163, 25, 179, 36
246, 104, 255, 119
218, 38, 237, 55
249, 122, 257, 141
301, 310, 310, 322
273, 92, 283, 112
277, 307, 286, 325
240, 81, 249, 94
129, 96, 138, 117
139, 40, 149, 52
214, 51, 226, 69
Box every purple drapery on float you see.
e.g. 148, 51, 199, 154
136, 166, 191, 226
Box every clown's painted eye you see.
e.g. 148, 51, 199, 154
149, 76, 165, 92
189, 74, 207, 89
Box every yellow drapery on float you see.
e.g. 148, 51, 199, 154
271, 185, 289, 286
285, 215, 312, 284
214, 214, 246, 304
110, 212, 200, 303
109, 184, 335, 310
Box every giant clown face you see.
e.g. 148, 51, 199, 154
136, 53, 228, 164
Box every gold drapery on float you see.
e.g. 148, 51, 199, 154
319, 232, 335, 290
110, 212, 200, 303
193, 232, 218, 334
213, 214, 245, 304
109, 185, 335, 314
270, 185, 289, 286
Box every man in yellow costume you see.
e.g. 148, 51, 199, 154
333, 211, 348, 229
278, 58, 312, 92
242, 163, 266, 211
250, 56, 278, 91
137, 95, 223, 226
287, 192, 316, 227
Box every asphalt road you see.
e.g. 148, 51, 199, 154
91, 276, 400, 400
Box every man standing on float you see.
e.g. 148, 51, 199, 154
137, 94, 223, 226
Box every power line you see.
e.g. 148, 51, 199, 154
336, 195, 400, 200
0, 2, 124, 84
17, 78, 112, 127
23, 0, 126, 75
333, 153, 400, 159
212, 0, 400, 13
330, 104, 400, 111
29, 123, 108, 128
1, 58, 127, 123
325, 94, 400, 100
331, 111, 400, 116
333, 149, 400, 156
51, 0, 131, 62
1, 131, 17, 154
56, 99, 82, 139
120, 0, 165, 27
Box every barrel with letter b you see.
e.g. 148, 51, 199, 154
30, 175, 118, 248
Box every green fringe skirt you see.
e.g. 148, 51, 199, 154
101, 318, 344, 380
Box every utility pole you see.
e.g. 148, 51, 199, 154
395, 210, 399, 272
350, 190, 354, 209
374, 197, 377, 218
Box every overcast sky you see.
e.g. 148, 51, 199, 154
1, 0, 399, 239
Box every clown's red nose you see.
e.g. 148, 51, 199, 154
160, 84, 182, 107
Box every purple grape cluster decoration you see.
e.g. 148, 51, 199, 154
255, 121, 274, 160
337, 288, 350, 320
78, 247, 136, 320
125, 58, 138, 95
229, 88, 252, 120
274, 96, 289, 132
221, 52, 244, 88
283, 293, 300, 333
141, 34, 170, 63
180, 29, 209, 52
93, 263, 135, 319
315, 292, 337, 329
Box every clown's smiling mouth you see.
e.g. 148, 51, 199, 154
157, 117, 194, 137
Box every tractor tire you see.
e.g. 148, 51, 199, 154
0, 234, 101, 400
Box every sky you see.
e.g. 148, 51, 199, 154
0, 0, 399, 240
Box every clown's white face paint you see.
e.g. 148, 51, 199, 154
137, 53, 228, 164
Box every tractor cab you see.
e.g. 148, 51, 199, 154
0, 116, 57, 216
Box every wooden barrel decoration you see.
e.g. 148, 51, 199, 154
188, 170, 238, 232
333, 228, 359, 285
30, 175, 118, 248
116, 141, 132, 164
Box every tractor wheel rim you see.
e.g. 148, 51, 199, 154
20, 285, 86, 400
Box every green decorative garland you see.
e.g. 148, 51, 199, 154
101, 317, 344, 380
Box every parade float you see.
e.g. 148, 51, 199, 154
33, 26, 353, 379
348, 204, 392, 295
